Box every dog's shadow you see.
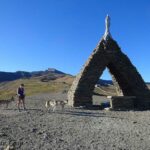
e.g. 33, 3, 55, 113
49, 109, 126, 120
49, 109, 103, 118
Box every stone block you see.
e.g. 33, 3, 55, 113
110, 96, 136, 110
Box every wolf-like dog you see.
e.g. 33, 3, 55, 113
0, 97, 15, 108
45, 99, 68, 112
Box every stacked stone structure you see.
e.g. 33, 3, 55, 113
68, 15, 150, 109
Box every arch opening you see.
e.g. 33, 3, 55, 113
93, 68, 116, 107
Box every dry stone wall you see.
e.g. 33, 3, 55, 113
68, 37, 150, 109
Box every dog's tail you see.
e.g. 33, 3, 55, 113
11, 96, 15, 101
64, 99, 68, 104
45, 101, 49, 108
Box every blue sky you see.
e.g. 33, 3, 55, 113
0, 0, 150, 81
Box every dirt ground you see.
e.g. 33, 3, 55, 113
0, 93, 150, 150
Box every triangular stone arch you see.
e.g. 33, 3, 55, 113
68, 16, 150, 109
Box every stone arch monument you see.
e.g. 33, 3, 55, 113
68, 15, 150, 109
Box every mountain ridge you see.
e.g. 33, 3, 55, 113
0, 68, 66, 83
0, 68, 149, 84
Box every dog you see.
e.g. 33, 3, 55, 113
45, 99, 68, 112
0, 96, 15, 108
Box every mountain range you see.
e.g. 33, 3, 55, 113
0, 68, 66, 82
0, 68, 149, 85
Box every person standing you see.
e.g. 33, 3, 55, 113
17, 84, 26, 111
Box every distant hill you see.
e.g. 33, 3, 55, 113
0, 68, 66, 83
0, 71, 31, 82
97, 79, 150, 87
0, 75, 71, 99
97, 79, 113, 86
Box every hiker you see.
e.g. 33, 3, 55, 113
17, 84, 26, 111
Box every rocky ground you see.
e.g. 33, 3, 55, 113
0, 92, 150, 150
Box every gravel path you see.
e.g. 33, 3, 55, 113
0, 93, 150, 150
